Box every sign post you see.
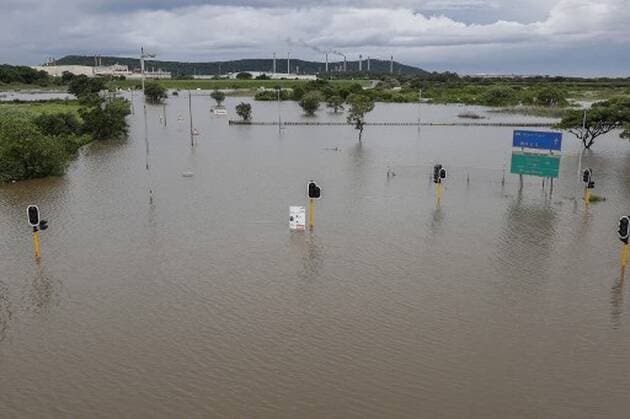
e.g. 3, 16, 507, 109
307, 181, 321, 230
289, 206, 306, 231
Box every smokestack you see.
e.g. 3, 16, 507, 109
287, 52, 290, 75
390, 56, 394, 74
367, 56, 370, 72
273, 52, 276, 74
359, 54, 362, 72
325, 52, 328, 73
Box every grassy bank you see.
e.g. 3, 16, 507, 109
0, 100, 81, 115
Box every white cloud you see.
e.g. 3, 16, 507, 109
0, 0, 628, 75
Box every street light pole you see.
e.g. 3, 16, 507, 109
140, 46, 156, 94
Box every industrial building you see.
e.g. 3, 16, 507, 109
31, 64, 171, 79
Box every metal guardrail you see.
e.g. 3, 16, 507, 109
228, 120, 556, 127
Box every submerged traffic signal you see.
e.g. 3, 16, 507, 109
618, 216, 630, 244
582, 168, 592, 184
27, 205, 40, 227
433, 164, 442, 184
307, 181, 321, 199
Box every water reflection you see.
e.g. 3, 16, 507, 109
0, 280, 13, 342
24, 261, 63, 315
290, 232, 324, 281
496, 185, 559, 286
610, 274, 625, 329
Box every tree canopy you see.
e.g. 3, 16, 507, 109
79, 97, 132, 141
346, 94, 375, 141
0, 113, 71, 182
144, 81, 167, 104
211, 90, 226, 106
235, 102, 252, 121
67, 75, 106, 99
299, 91, 323, 116
557, 97, 630, 149
326, 95, 344, 113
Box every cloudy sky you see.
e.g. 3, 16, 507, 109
1, 0, 629, 76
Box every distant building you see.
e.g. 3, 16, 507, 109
94, 64, 132, 77
32, 64, 171, 79
126, 69, 171, 80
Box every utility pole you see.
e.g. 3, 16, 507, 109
390, 56, 394, 74
359, 54, 362, 72
367, 56, 371, 72
273, 52, 276, 74
287, 52, 290, 75
418, 89, 422, 130
576, 109, 587, 199
189, 91, 194, 147
140, 46, 156, 94
325, 52, 329, 73
277, 88, 282, 135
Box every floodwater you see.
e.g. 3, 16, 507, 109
1, 93, 630, 418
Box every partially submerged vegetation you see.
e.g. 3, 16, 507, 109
1, 72, 131, 183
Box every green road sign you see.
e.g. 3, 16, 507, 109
510, 152, 560, 178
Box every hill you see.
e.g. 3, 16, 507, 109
54, 55, 428, 76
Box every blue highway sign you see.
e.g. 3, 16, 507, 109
513, 130, 562, 152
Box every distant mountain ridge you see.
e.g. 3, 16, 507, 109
54, 55, 428, 76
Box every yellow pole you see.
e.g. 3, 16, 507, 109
308, 198, 315, 230
584, 187, 590, 206
622, 244, 629, 269
33, 229, 41, 258
436, 182, 443, 206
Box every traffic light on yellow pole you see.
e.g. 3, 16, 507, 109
618, 216, 630, 271
582, 168, 594, 206
433, 164, 447, 206
307, 181, 321, 230
27, 205, 48, 259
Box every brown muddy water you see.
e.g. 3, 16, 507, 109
1, 93, 630, 418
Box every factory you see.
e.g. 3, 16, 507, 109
32, 62, 171, 79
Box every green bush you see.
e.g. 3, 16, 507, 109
33, 112, 82, 137
298, 91, 323, 116
0, 113, 70, 182
79, 97, 131, 140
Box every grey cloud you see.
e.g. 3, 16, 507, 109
1, 0, 628, 76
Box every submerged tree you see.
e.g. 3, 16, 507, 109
211, 89, 226, 107
326, 95, 344, 113
346, 94, 375, 141
144, 81, 167, 104
235, 102, 252, 121
557, 97, 630, 149
299, 91, 323, 116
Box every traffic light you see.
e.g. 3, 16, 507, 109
307, 181, 321, 199
618, 216, 630, 244
582, 168, 592, 184
433, 164, 442, 184
439, 167, 447, 181
27, 205, 40, 227
588, 180, 595, 189
39, 220, 49, 231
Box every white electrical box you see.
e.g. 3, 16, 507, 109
289, 206, 306, 231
